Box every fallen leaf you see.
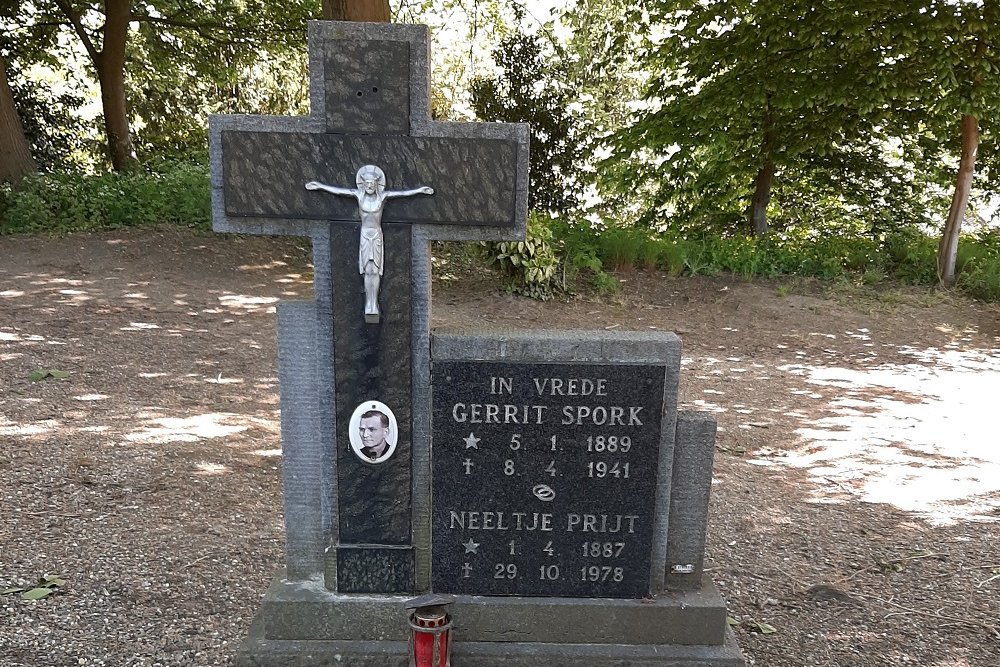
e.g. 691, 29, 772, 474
22, 588, 54, 600
29, 369, 71, 382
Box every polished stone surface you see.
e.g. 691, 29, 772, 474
324, 39, 410, 134
221, 131, 517, 226
333, 546, 415, 594
431, 361, 665, 598
332, 223, 411, 548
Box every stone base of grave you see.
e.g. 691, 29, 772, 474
236, 572, 746, 666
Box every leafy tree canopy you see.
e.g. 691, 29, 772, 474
471, 27, 584, 214
1, 0, 319, 168
604, 0, 998, 237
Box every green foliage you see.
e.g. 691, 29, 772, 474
956, 229, 1000, 300
0, 161, 210, 234
597, 226, 651, 271
8, 77, 95, 172
2, 575, 66, 601
486, 213, 562, 300
470, 30, 584, 214
606, 1, 948, 237
29, 369, 70, 381
591, 0, 999, 258
3, 0, 319, 168
590, 270, 621, 295
511, 214, 1000, 302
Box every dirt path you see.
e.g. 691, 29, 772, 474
2, 228, 998, 666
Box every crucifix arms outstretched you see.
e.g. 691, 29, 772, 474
305, 165, 434, 324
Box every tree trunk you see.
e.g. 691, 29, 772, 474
748, 160, 775, 238
0, 56, 36, 185
747, 104, 777, 237
96, 0, 138, 171
938, 114, 979, 287
322, 0, 390, 21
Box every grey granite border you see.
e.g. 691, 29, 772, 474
431, 328, 680, 364
276, 302, 324, 579
666, 412, 718, 591
311, 227, 337, 561
650, 336, 681, 593
410, 226, 433, 590
259, 573, 728, 646
241, 624, 745, 667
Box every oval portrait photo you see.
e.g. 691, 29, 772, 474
348, 400, 398, 464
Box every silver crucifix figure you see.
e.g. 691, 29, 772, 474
305, 165, 434, 324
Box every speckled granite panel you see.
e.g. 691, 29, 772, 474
324, 39, 409, 134
220, 131, 517, 227
333, 546, 414, 594
332, 223, 412, 547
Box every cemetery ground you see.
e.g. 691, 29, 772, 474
1, 227, 999, 667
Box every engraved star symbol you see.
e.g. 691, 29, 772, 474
462, 538, 480, 555
463, 432, 480, 449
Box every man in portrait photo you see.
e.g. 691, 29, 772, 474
358, 409, 391, 461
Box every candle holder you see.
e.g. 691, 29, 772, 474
405, 594, 454, 667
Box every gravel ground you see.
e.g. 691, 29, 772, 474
2, 228, 999, 666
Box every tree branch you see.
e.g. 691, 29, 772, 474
52, 0, 100, 62
131, 12, 302, 44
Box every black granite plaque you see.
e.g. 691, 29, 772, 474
431, 361, 665, 598
221, 131, 517, 226
333, 223, 412, 547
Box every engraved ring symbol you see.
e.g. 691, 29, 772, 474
532, 484, 556, 502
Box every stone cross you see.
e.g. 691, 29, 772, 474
209, 21, 528, 593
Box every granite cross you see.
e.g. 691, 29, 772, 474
209, 21, 528, 593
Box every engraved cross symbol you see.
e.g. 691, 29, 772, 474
209, 22, 528, 593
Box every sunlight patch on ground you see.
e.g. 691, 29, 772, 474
74, 394, 110, 401
124, 413, 250, 444
251, 448, 282, 457
0, 420, 58, 437
0, 331, 45, 342
205, 375, 244, 385
754, 346, 1000, 523
218, 294, 279, 313
690, 399, 727, 413
238, 260, 288, 271
194, 462, 229, 475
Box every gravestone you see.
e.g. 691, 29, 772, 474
210, 20, 745, 667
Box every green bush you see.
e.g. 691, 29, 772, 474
0, 161, 211, 234
534, 216, 1000, 302
657, 238, 687, 277
597, 226, 650, 270
956, 229, 1000, 301
485, 213, 563, 300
